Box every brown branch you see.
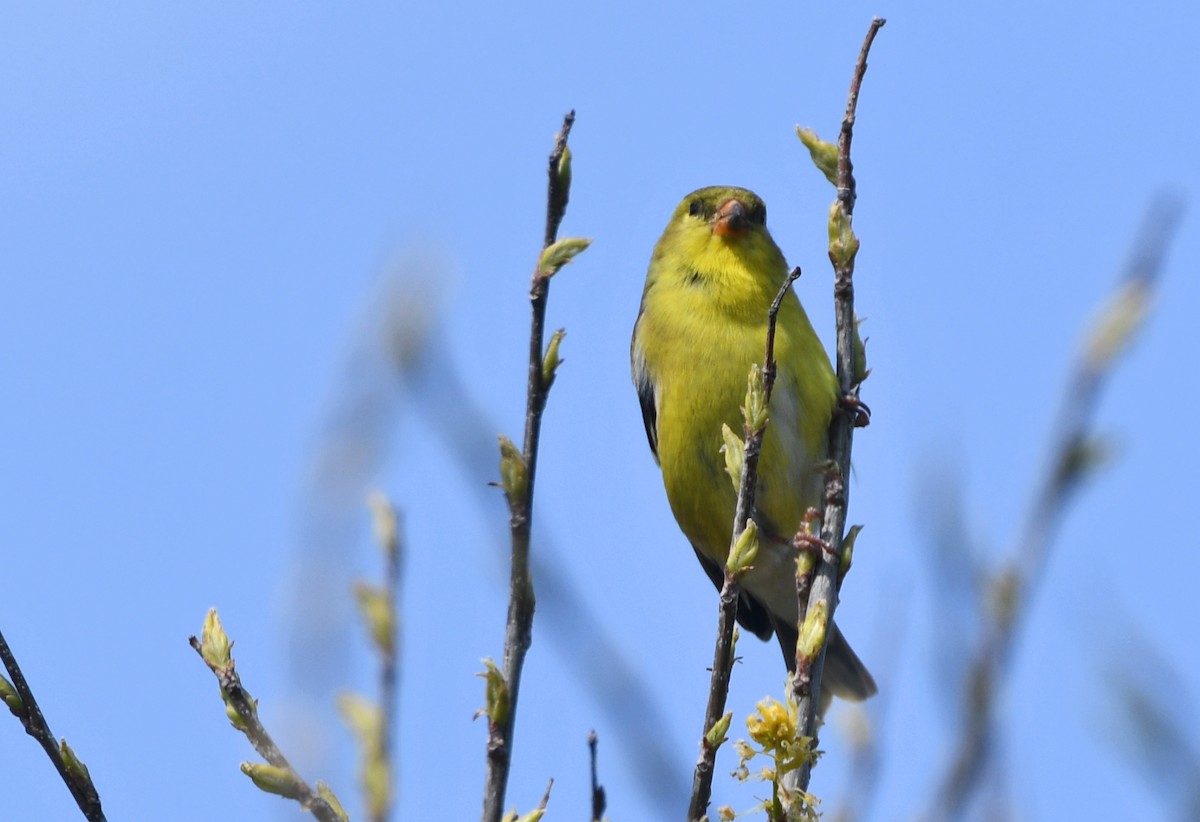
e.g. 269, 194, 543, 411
687, 266, 801, 821
791, 16, 885, 793
481, 110, 577, 822
928, 192, 1185, 820
0, 629, 107, 822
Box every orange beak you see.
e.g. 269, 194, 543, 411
712, 198, 749, 237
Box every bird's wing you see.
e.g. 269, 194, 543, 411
630, 330, 659, 463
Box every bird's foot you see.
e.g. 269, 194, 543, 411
840, 393, 871, 428
792, 531, 837, 562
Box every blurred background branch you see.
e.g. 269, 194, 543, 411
927, 194, 1186, 821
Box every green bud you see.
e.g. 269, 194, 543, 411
727, 521, 760, 576
505, 809, 547, 822
337, 691, 382, 746
828, 201, 859, 269
59, 739, 91, 785
840, 525, 863, 576
477, 658, 510, 727
367, 491, 398, 559
223, 690, 249, 731
364, 755, 392, 820
720, 423, 745, 492
706, 711, 733, 749
796, 127, 839, 186
542, 328, 566, 390
241, 762, 304, 799
0, 674, 23, 716
537, 236, 591, 278
798, 601, 829, 661
354, 582, 394, 655
1083, 279, 1149, 370
316, 782, 350, 822
795, 549, 815, 581
200, 608, 232, 670
852, 315, 869, 384
556, 145, 573, 193
743, 364, 768, 432
496, 436, 528, 510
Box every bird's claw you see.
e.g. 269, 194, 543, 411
793, 532, 837, 562
841, 393, 871, 428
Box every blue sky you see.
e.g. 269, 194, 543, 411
4, 3, 1198, 820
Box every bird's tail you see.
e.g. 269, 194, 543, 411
775, 619, 877, 711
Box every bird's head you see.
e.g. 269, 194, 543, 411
671, 186, 769, 242
654, 186, 787, 301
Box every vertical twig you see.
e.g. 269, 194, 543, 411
791, 16, 885, 793
377, 531, 400, 822
929, 193, 1184, 820
0, 629, 107, 822
481, 110, 577, 822
687, 267, 802, 820
588, 730, 607, 822
361, 492, 403, 822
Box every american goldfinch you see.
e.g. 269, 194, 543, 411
631, 186, 875, 705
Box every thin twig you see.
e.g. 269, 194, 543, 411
0, 629, 107, 822
189, 623, 344, 822
791, 16, 885, 793
481, 110, 576, 822
929, 193, 1185, 820
358, 492, 403, 822
377, 512, 401, 822
588, 730, 607, 822
687, 266, 802, 821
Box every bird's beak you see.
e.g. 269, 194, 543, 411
712, 198, 749, 238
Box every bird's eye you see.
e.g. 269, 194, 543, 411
688, 199, 704, 217
749, 203, 766, 225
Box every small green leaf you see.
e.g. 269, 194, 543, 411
727, 521, 760, 576
828, 201, 859, 268
556, 145, 573, 193
496, 436, 528, 510
542, 329, 566, 389
798, 600, 829, 661
720, 423, 745, 492
0, 674, 23, 716
743, 364, 768, 432
477, 658, 510, 727
706, 711, 733, 749
59, 739, 91, 785
538, 237, 591, 278
241, 762, 303, 799
797, 127, 838, 186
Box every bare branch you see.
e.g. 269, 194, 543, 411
189, 612, 346, 822
0, 630, 107, 822
790, 16, 886, 793
481, 110, 579, 822
589, 730, 608, 822
929, 192, 1185, 820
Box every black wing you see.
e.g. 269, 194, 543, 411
631, 320, 660, 461
635, 366, 658, 460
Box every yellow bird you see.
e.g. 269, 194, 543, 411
631, 186, 875, 706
